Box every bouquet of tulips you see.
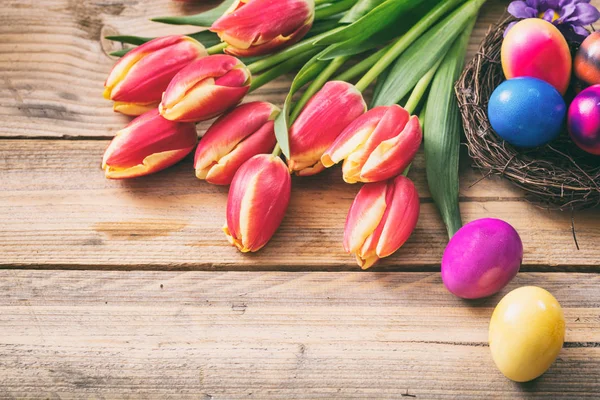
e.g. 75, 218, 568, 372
102, 0, 486, 269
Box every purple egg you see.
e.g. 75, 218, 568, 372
568, 85, 600, 155
441, 218, 523, 299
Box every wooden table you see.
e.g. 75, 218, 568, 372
2, 1, 599, 398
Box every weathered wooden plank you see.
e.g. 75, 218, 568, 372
1, 140, 598, 270
0, 0, 511, 139
0, 270, 599, 399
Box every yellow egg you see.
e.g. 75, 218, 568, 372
489, 286, 565, 382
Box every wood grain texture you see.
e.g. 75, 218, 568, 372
1, 270, 599, 399
1, 139, 598, 270
0, 0, 507, 139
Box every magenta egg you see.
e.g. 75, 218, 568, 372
568, 85, 600, 155
441, 218, 523, 299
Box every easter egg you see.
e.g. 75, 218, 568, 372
441, 218, 522, 299
567, 84, 600, 155
488, 78, 566, 147
502, 19, 571, 94
574, 32, 600, 88
489, 286, 565, 382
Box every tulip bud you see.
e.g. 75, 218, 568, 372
322, 105, 422, 183
159, 54, 251, 123
194, 102, 279, 185
102, 109, 198, 179
288, 81, 367, 176
211, 0, 315, 57
344, 175, 420, 269
224, 154, 291, 252
103, 36, 207, 116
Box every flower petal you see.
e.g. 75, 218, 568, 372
194, 101, 278, 173
321, 106, 387, 168
569, 3, 600, 24
507, 1, 538, 18
288, 81, 366, 175
205, 121, 277, 185
225, 154, 291, 252
375, 175, 420, 258
359, 116, 422, 182
161, 83, 250, 122
343, 181, 388, 254
102, 109, 198, 179
106, 36, 207, 105
211, 0, 314, 56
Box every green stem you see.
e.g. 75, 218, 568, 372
315, 0, 357, 20
290, 55, 350, 122
250, 49, 321, 91
314, 0, 333, 5
334, 43, 393, 82
308, 19, 341, 36
272, 143, 282, 157
404, 57, 443, 115
402, 164, 412, 177
247, 26, 344, 74
207, 42, 227, 54
354, 0, 463, 92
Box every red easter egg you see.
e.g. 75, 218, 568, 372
575, 32, 600, 88
502, 19, 572, 95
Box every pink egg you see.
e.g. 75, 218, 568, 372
441, 218, 523, 299
502, 19, 572, 95
568, 85, 600, 155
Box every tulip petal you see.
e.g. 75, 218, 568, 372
211, 0, 314, 56
205, 121, 277, 185
325, 105, 410, 184
222, 23, 313, 58
161, 84, 250, 123
322, 106, 387, 168
288, 81, 366, 176
343, 181, 388, 254
102, 109, 198, 179
225, 154, 291, 252
344, 175, 420, 269
360, 116, 422, 182
195, 101, 279, 184
113, 101, 159, 117
105, 36, 207, 108
346, 106, 409, 183
160, 55, 251, 122
104, 149, 192, 179
376, 175, 420, 258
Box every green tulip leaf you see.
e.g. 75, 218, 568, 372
106, 31, 221, 58
151, 0, 235, 26
340, 0, 386, 23
372, 0, 484, 106
104, 35, 153, 45
314, 0, 426, 45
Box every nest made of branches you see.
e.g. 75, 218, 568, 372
456, 16, 600, 210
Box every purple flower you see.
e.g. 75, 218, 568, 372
505, 0, 600, 42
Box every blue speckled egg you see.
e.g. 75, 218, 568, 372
488, 77, 566, 147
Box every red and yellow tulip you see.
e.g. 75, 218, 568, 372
103, 35, 207, 116
159, 54, 251, 123
102, 109, 198, 179
224, 154, 291, 252
287, 81, 367, 176
344, 175, 420, 269
322, 105, 422, 183
211, 0, 315, 57
194, 101, 279, 185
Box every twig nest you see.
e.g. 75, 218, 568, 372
456, 16, 600, 210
